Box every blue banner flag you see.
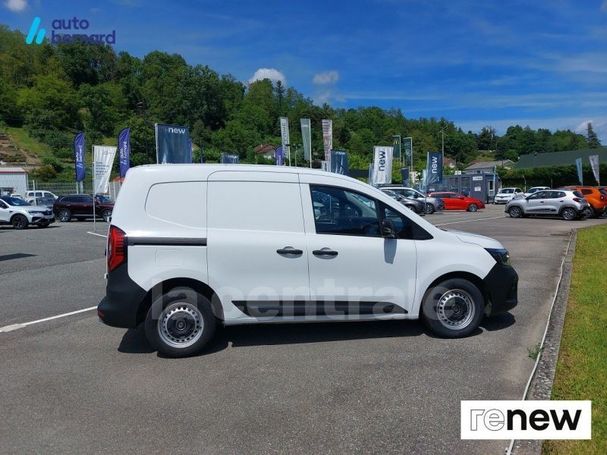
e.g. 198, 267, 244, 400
400, 167, 409, 185
155, 123, 192, 164
426, 152, 443, 185
220, 153, 240, 164
330, 150, 348, 175
575, 157, 583, 185
275, 146, 284, 165
118, 127, 130, 178
73, 132, 85, 182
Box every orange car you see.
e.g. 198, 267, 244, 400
563, 186, 607, 217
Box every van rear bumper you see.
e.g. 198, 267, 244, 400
483, 263, 518, 315
97, 263, 146, 328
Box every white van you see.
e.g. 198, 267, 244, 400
98, 165, 518, 357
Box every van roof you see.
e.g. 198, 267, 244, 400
126, 164, 362, 183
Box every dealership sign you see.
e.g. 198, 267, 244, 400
25, 16, 116, 45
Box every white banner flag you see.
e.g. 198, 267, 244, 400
589, 154, 600, 185
279, 117, 290, 164
321, 119, 332, 162
300, 118, 312, 161
93, 145, 117, 194
372, 146, 394, 185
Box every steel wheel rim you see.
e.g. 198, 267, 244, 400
436, 289, 476, 330
563, 209, 575, 220
158, 303, 204, 348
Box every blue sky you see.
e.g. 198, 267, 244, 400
2, 0, 607, 139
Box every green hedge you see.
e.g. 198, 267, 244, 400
500, 164, 606, 188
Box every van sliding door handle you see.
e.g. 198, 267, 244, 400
276, 247, 303, 256
313, 249, 338, 257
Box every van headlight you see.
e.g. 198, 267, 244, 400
485, 248, 510, 265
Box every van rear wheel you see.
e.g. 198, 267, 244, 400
421, 278, 484, 338
145, 287, 216, 357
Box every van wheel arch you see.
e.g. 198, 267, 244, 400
422, 271, 489, 314
137, 278, 223, 325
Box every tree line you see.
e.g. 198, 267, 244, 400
0, 25, 601, 181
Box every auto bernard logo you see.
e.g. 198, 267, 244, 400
461, 400, 591, 440
25, 16, 116, 45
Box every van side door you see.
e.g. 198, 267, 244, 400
301, 178, 417, 317
206, 171, 310, 321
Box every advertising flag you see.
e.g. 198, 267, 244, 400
300, 118, 312, 161
330, 150, 348, 175
220, 153, 240, 164
372, 146, 394, 184
93, 145, 117, 194
117, 127, 130, 178
400, 167, 409, 185
321, 119, 333, 162
279, 117, 290, 164
392, 135, 402, 158
589, 154, 600, 185
275, 146, 284, 166
575, 157, 583, 185
368, 163, 374, 185
155, 123, 192, 164
426, 151, 443, 185
73, 132, 85, 182
403, 137, 412, 161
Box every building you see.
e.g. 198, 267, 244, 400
427, 172, 501, 204
0, 166, 28, 196
464, 159, 514, 174
515, 147, 607, 169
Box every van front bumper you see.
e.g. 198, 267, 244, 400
483, 263, 518, 315
97, 263, 147, 328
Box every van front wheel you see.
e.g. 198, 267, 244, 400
145, 287, 216, 357
421, 278, 484, 338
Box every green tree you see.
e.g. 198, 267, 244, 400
587, 122, 601, 148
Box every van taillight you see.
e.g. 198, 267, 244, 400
107, 225, 126, 272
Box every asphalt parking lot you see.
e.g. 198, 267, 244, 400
1, 206, 606, 454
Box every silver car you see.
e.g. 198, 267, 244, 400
377, 185, 444, 214
505, 189, 590, 220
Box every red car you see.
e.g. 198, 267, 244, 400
429, 192, 485, 212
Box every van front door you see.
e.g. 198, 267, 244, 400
301, 181, 417, 317
206, 171, 310, 321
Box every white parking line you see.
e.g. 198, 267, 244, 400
0, 306, 97, 333
87, 231, 107, 238
435, 215, 506, 226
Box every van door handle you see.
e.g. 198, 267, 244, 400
313, 248, 338, 257
276, 247, 303, 256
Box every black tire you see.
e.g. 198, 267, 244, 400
467, 203, 478, 212
101, 209, 112, 222
11, 214, 28, 230
58, 209, 71, 222
145, 287, 217, 357
38, 220, 50, 228
508, 206, 523, 218
560, 207, 577, 221
421, 278, 485, 338
424, 203, 435, 214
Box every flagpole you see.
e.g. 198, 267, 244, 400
92, 146, 96, 233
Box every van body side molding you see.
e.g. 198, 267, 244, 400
127, 237, 207, 246
233, 300, 407, 317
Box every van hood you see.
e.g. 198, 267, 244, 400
445, 229, 504, 249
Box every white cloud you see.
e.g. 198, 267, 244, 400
575, 120, 592, 133
248, 68, 286, 85
313, 70, 339, 85
4, 0, 27, 12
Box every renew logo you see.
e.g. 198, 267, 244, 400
25, 17, 46, 45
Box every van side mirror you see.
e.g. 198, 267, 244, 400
380, 219, 397, 239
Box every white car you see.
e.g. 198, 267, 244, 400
524, 186, 550, 198
494, 187, 524, 204
0, 196, 55, 229
98, 165, 518, 357
25, 190, 58, 205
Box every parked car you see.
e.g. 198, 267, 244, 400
493, 187, 524, 204
429, 192, 485, 212
380, 189, 426, 215
53, 194, 114, 222
0, 196, 55, 229
25, 190, 58, 205
524, 186, 550, 197
561, 186, 607, 217
378, 185, 443, 214
505, 189, 589, 220
98, 164, 518, 357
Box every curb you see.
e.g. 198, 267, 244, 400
510, 229, 577, 454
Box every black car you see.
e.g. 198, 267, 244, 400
53, 194, 114, 222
